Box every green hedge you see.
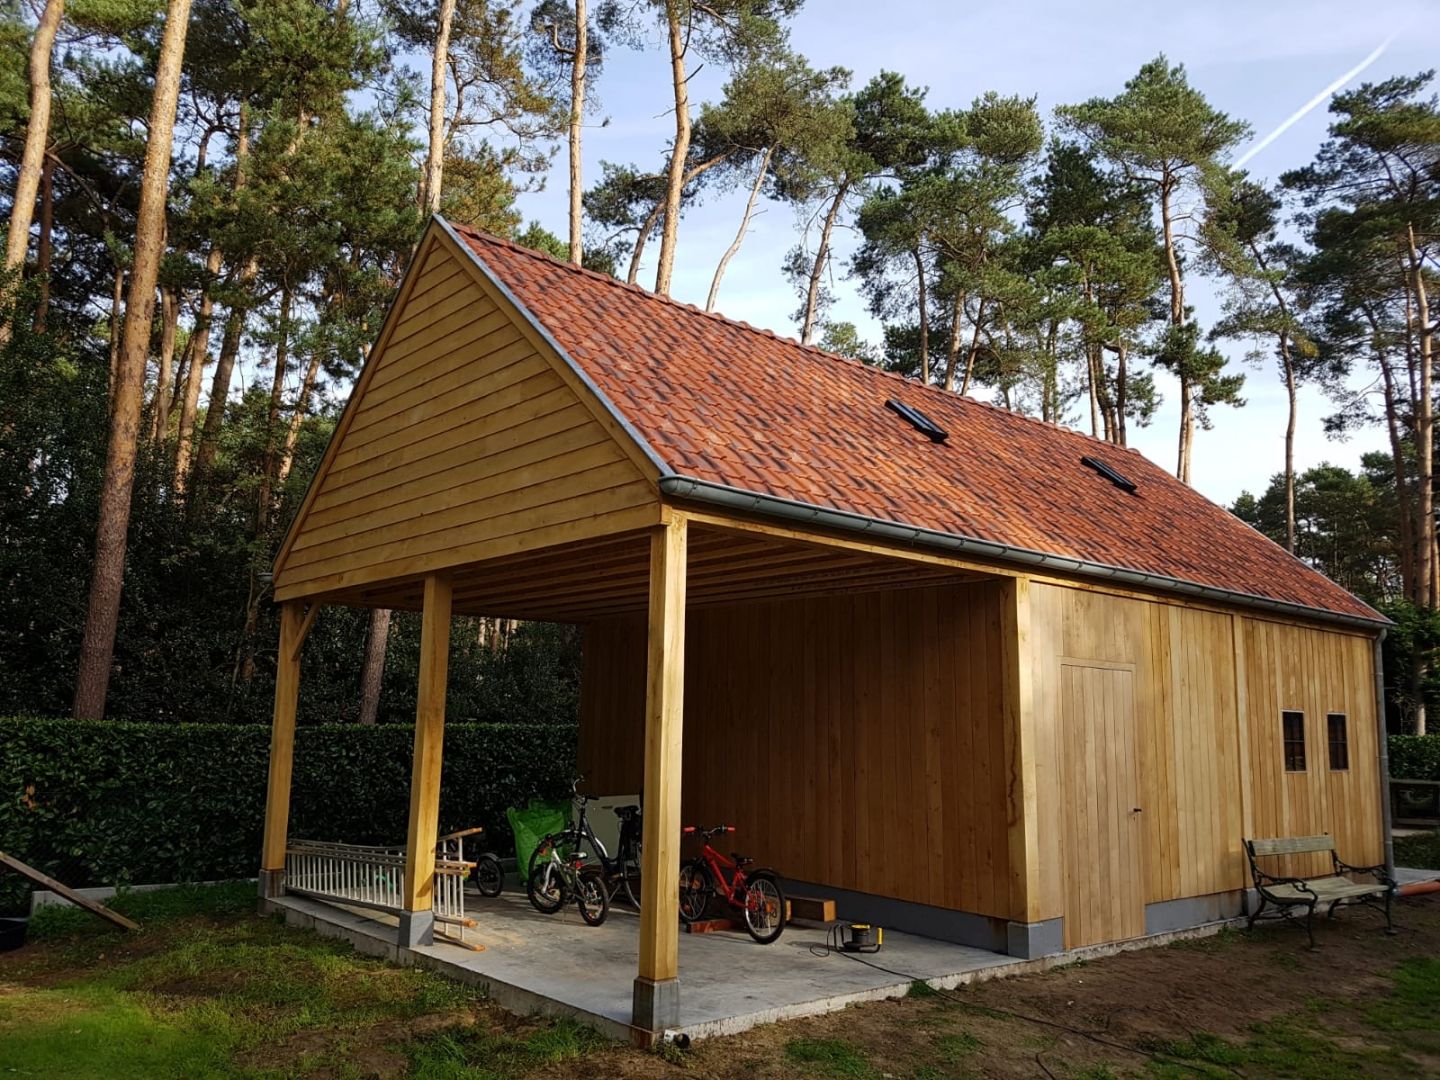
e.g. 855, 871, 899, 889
1390, 734, 1440, 781
0, 717, 576, 912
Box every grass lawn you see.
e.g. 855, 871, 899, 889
1, 883, 1437, 1078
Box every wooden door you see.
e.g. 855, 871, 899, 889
1060, 661, 1145, 949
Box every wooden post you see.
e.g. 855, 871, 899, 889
400, 572, 453, 947
633, 515, 688, 1035
259, 601, 304, 900
1000, 576, 1051, 956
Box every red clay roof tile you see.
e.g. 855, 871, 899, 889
451, 223, 1382, 624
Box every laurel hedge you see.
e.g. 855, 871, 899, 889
0, 716, 576, 911
1390, 734, 1440, 782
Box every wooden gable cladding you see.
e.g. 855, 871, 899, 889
579, 580, 1017, 921
272, 231, 661, 601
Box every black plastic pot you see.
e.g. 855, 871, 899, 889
0, 916, 28, 952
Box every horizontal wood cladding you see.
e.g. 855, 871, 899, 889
273, 238, 660, 599
579, 581, 1017, 920
1029, 582, 1382, 925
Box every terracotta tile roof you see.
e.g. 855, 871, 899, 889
449, 222, 1382, 625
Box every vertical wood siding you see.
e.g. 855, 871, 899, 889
578, 581, 1016, 919
1030, 581, 1382, 929
273, 240, 659, 598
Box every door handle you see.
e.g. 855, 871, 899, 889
1131, 807, 1143, 814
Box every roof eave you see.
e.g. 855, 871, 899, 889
659, 476, 1392, 633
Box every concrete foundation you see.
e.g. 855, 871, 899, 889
397, 909, 435, 947
631, 975, 680, 1034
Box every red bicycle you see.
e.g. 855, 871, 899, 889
677, 825, 787, 944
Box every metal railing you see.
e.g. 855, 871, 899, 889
284, 839, 473, 936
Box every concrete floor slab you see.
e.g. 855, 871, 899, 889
266, 890, 1021, 1040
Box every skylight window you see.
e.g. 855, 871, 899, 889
1081, 455, 1137, 494
885, 399, 947, 443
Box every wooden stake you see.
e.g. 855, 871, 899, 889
0, 852, 139, 932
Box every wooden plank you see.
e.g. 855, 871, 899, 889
0, 852, 139, 932
1001, 576, 1040, 923
402, 572, 453, 914
637, 516, 688, 985
788, 896, 837, 922
261, 601, 304, 877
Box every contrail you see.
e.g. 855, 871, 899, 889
1235, 36, 1395, 168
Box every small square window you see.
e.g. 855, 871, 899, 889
1328, 714, 1349, 771
1283, 711, 1306, 772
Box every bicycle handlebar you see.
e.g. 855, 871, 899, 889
682, 824, 735, 839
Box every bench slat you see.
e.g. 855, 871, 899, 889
1248, 835, 1334, 857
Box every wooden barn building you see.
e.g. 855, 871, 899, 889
260, 216, 1393, 1035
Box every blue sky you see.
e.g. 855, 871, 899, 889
505, 0, 1435, 507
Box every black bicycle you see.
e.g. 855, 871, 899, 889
526, 846, 609, 926
527, 777, 643, 909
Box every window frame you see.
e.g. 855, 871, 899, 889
1282, 710, 1307, 772
1327, 713, 1349, 771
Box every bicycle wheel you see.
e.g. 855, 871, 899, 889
473, 854, 504, 898
618, 852, 642, 910
575, 866, 610, 927
742, 870, 786, 944
526, 860, 567, 914
678, 859, 712, 924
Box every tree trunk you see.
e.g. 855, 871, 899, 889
174, 247, 223, 492
1159, 181, 1190, 483
627, 154, 729, 286
357, 607, 392, 725
957, 299, 985, 397
567, 0, 586, 264
1280, 332, 1297, 554
707, 146, 772, 312
801, 182, 848, 345
255, 283, 293, 532
942, 289, 964, 391
276, 349, 322, 486
1408, 226, 1436, 609
31, 155, 54, 333
72, 0, 193, 720
653, 0, 691, 296
420, 0, 458, 215
914, 247, 929, 384
1116, 341, 1128, 447
107, 265, 124, 397
150, 286, 179, 443
0, 0, 64, 344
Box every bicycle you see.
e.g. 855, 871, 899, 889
527, 777, 643, 909
677, 824, 786, 944
525, 845, 609, 926
438, 826, 503, 898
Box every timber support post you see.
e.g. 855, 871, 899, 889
400, 574, 453, 947
632, 514, 688, 1036
259, 600, 305, 900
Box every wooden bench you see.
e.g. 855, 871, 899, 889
1244, 835, 1395, 947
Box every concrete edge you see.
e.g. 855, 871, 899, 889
260, 897, 634, 1042
30, 878, 257, 912
262, 895, 1248, 1044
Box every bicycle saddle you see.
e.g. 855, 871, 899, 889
731, 853, 754, 867
615, 805, 640, 820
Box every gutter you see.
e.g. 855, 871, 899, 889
658, 475, 1392, 634
1374, 631, 1397, 888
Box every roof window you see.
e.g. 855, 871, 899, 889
885, 399, 947, 443
1081, 455, 1137, 494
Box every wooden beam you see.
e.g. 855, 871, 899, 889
634, 514, 688, 1030
401, 571, 453, 942
259, 601, 305, 897
0, 852, 139, 931
291, 603, 321, 661
1000, 576, 1041, 924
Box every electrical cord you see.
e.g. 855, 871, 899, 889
807, 924, 1232, 1075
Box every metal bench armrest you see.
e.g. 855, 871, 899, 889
1333, 857, 1394, 887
